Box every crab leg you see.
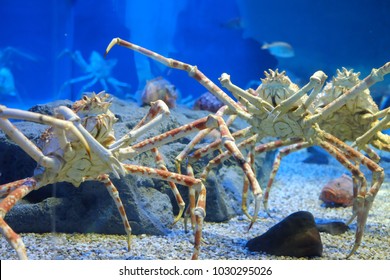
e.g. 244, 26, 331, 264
105, 38, 251, 120
110, 100, 186, 223
195, 134, 258, 220
370, 131, 390, 152
124, 114, 262, 227
276, 71, 327, 114
256, 139, 309, 213
353, 112, 390, 150
60, 73, 95, 92
119, 116, 209, 159
314, 127, 384, 258
0, 178, 38, 259
188, 126, 253, 162
96, 174, 132, 251
219, 73, 273, 114
122, 164, 206, 260
0, 107, 90, 170
151, 147, 185, 224
174, 105, 234, 172
106, 77, 131, 93
110, 100, 171, 150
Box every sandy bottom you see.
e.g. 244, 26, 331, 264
1, 148, 389, 260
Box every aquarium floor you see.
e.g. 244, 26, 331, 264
1, 148, 389, 260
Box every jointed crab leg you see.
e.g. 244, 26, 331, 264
0, 175, 134, 259
256, 139, 308, 213
110, 100, 171, 150
120, 114, 262, 228
0, 178, 38, 259
95, 174, 132, 250
218, 73, 273, 114
314, 127, 384, 257
174, 106, 239, 169
196, 134, 259, 219
189, 126, 254, 162
106, 38, 251, 120
118, 116, 210, 159
353, 111, 390, 150
123, 164, 206, 260
151, 147, 185, 224
0, 106, 90, 170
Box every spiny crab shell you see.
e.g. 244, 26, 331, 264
72, 91, 117, 147
141, 76, 178, 108
313, 68, 379, 141
317, 67, 378, 115
36, 91, 117, 186
255, 69, 303, 107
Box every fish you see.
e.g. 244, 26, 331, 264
261, 41, 295, 58
319, 174, 354, 207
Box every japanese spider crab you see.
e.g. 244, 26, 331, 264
263, 67, 390, 213
0, 47, 37, 102
61, 50, 131, 96
0, 92, 209, 260
105, 37, 390, 258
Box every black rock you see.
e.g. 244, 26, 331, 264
303, 146, 329, 164
246, 211, 323, 257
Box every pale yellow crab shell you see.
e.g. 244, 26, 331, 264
72, 91, 117, 147
255, 69, 301, 107
317, 68, 378, 115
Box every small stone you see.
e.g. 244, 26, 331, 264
315, 220, 349, 235
246, 211, 323, 257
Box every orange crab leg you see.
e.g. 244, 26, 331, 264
189, 126, 253, 162
261, 139, 310, 214
122, 114, 262, 221
106, 38, 251, 120
0, 178, 38, 260
110, 100, 171, 150
96, 174, 132, 251
315, 128, 384, 258
122, 164, 206, 260
174, 106, 237, 170
151, 147, 186, 224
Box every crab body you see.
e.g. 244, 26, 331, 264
314, 68, 381, 143
34, 94, 116, 187
61, 50, 131, 96
1, 90, 210, 260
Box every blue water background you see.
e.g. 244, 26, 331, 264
0, 0, 389, 109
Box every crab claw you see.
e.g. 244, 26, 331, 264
105, 38, 121, 58
108, 156, 126, 179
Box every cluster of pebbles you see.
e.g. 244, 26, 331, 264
1, 148, 389, 260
